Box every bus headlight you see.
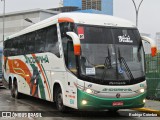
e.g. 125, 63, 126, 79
143, 99, 146, 103
85, 88, 98, 94
82, 100, 87, 105
139, 88, 145, 93
85, 89, 94, 94
135, 88, 146, 94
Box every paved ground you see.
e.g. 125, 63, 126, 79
0, 87, 159, 120
144, 100, 160, 111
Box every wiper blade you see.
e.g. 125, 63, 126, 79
81, 56, 95, 66
118, 48, 134, 80
101, 48, 112, 81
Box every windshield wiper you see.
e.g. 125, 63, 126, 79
118, 48, 134, 80
81, 56, 95, 67
101, 48, 112, 81
137, 41, 142, 61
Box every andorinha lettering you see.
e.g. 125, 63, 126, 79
102, 88, 132, 91
118, 35, 133, 43
25, 55, 49, 64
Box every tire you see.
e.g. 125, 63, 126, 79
11, 83, 15, 98
55, 87, 66, 112
11, 80, 21, 99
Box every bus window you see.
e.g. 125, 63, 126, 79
67, 41, 77, 74
60, 22, 75, 37
18, 36, 26, 55
10, 38, 19, 56
26, 32, 35, 54
45, 25, 60, 57
35, 29, 45, 53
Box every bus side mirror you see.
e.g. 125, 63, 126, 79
141, 36, 157, 57
66, 32, 81, 56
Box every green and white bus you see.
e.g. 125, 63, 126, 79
2, 13, 157, 111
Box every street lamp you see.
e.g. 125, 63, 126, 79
24, 18, 35, 24
1, 0, 5, 44
131, 0, 144, 27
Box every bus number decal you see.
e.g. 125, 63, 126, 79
77, 27, 84, 40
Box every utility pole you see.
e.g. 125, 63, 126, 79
131, 0, 143, 27
1, 0, 5, 44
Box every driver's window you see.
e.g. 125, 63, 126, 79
67, 41, 77, 74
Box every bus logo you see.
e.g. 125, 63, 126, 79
25, 55, 49, 64
116, 93, 121, 98
118, 35, 133, 43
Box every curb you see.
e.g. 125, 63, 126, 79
131, 108, 160, 116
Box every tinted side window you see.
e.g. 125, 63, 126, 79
45, 25, 60, 57
26, 32, 35, 54
4, 25, 60, 56
4, 40, 12, 57
18, 36, 26, 55
11, 38, 19, 56
35, 29, 46, 53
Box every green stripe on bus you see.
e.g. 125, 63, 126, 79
30, 64, 46, 100
41, 64, 51, 94
77, 89, 146, 110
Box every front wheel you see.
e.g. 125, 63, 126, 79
55, 88, 66, 112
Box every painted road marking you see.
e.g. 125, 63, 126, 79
132, 108, 160, 116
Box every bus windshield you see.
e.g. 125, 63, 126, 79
77, 25, 145, 83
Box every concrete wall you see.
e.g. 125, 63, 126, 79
0, 12, 39, 45
39, 12, 56, 21
0, 11, 55, 48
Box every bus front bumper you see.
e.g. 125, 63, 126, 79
77, 89, 146, 110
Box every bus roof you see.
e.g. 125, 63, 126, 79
6, 13, 136, 40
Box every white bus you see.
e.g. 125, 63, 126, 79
2, 13, 157, 112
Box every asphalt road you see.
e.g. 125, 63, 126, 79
0, 87, 159, 120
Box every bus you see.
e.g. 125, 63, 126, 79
2, 13, 157, 112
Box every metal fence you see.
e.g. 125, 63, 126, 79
145, 53, 160, 100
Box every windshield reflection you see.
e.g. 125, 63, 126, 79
78, 25, 145, 81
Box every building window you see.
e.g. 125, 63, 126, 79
82, 0, 101, 11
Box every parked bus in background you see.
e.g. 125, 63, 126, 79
2, 13, 157, 112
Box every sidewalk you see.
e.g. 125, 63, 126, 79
145, 100, 160, 111
132, 100, 160, 116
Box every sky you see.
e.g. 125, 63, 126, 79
0, 0, 159, 38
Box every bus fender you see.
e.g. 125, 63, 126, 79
52, 80, 65, 103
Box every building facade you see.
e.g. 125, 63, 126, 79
0, 9, 59, 47
63, 0, 113, 15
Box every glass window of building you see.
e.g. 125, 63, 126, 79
82, 0, 101, 11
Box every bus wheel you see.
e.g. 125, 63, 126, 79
11, 80, 21, 99
11, 83, 15, 98
55, 88, 66, 112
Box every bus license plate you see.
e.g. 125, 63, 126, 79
112, 101, 123, 106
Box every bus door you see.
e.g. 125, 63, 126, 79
66, 41, 77, 108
